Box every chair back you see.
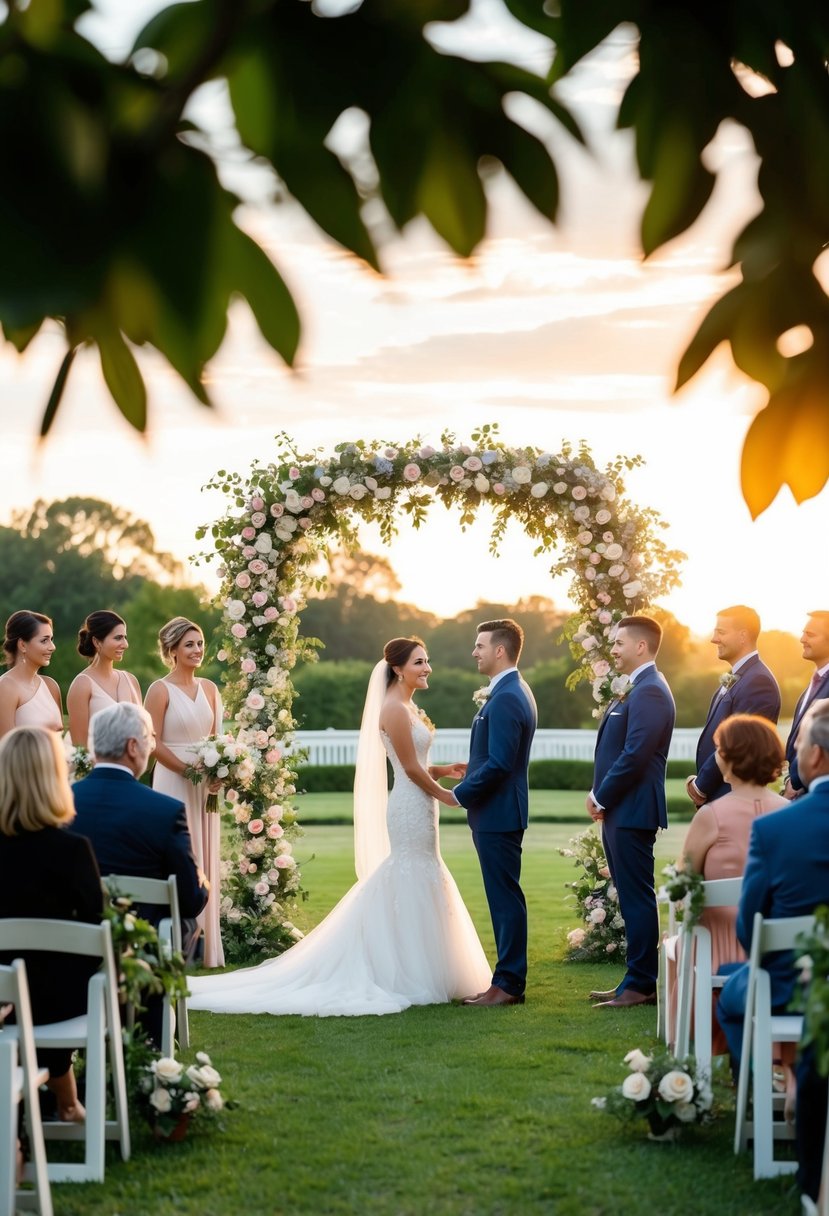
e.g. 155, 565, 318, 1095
104, 874, 182, 952
701, 876, 742, 908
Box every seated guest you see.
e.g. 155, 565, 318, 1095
670, 715, 787, 1054
717, 700, 829, 1076
0, 725, 103, 1123
72, 702, 208, 963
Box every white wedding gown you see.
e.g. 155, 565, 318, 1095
187, 718, 491, 1016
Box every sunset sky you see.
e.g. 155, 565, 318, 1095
3, 1, 825, 637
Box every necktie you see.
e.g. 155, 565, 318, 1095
806, 670, 824, 705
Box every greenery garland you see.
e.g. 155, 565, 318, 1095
198, 424, 683, 962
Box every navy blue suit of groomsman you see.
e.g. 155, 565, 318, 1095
784, 610, 829, 797
587, 616, 675, 1009
687, 605, 780, 808
453, 619, 537, 1007
73, 703, 207, 964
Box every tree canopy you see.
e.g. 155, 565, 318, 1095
2, 1, 827, 513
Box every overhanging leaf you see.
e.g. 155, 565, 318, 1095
97, 324, 147, 432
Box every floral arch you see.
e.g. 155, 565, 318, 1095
197, 425, 683, 962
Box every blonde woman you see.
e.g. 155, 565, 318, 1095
0, 611, 62, 738
0, 726, 102, 1122
144, 618, 224, 967
67, 610, 142, 746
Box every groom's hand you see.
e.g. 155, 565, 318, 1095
585, 794, 603, 822
445, 763, 467, 780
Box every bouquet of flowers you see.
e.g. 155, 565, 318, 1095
559, 829, 626, 962
62, 733, 94, 783
660, 862, 705, 932
137, 1050, 227, 1141
593, 1047, 714, 1141
183, 732, 257, 812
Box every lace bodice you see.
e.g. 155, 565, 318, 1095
382, 717, 439, 866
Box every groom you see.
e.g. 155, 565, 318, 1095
452, 619, 537, 1007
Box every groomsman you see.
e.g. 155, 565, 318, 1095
784, 610, 829, 798
686, 605, 780, 807
586, 616, 675, 1008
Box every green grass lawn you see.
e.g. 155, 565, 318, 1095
294, 778, 694, 824
54, 823, 800, 1216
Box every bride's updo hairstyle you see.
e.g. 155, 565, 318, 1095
383, 637, 426, 687
77, 610, 126, 659
158, 617, 202, 668
3, 611, 52, 667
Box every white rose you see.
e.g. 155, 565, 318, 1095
474, 473, 490, 493
254, 533, 273, 554
349, 484, 367, 500
202, 747, 220, 769
530, 482, 549, 498
332, 476, 351, 495
604, 543, 623, 560
657, 1070, 694, 1103
204, 1088, 224, 1112
600, 483, 616, 501
622, 579, 643, 598
153, 1057, 184, 1083
595, 509, 612, 524
553, 482, 567, 494
319, 475, 332, 487
623, 1049, 652, 1073
674, 1101, 698, 1123
226, 600, 246, 621
621, 1073, 652, 1101
512, 465, 532, 484
196, 1051, 212, 1065
375, 487, 392, 500
149, 1087, 172, 1113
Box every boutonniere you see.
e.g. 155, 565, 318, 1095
719, 672, 739, 691
610, 675, 632, 703
472, 687, 490, 709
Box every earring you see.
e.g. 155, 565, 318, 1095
397, 674, 403, 683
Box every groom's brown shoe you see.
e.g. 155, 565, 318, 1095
588, 988, 619, 1002
593, 989, 656, 1009
463, 984, 525, 1007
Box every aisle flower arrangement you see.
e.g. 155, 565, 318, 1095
137, 1049, 228, 1141
559, 829, 626, 962
198, 425, 682, 960
593, 1047, 714, 1141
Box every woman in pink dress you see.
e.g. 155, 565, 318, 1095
144, 617, 224, 967
67, 611, 142, 746
675, 714, 787, 1055
0, 611, 62, 739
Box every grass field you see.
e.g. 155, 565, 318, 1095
51, 822, 801, 1216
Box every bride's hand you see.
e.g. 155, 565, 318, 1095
206, 777, 223, 795
444, 762, 467, 780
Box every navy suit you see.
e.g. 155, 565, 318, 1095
695, 654, 780, 802
73, 766, 207, 929
453, 671, 537, 996
786, 672, 829, 792
593, 665, 675, 993
717, 781, 829, 1063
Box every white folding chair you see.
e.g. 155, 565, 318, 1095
673, 877, 743, 1077
0, 919, 129, 1183
0, 960, 52, 1216
734, 911, 814, 1179
656, 893, 678, 1045
105, 874, 189, 1055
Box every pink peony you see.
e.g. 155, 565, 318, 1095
248, 819, 264, 835
265, 750, 281, 766
402, 463, 421, 482
267, 823, 284, 839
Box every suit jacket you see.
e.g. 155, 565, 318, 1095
786, 670, 829, 791
73, 767, 207, 920
0, 826, 103, 1026
593, 666, 675, 831
453, 670, 537, 832
695, 654, 781, 801
735, 780, 829, 1007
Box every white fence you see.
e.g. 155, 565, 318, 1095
288, 727, 701, 765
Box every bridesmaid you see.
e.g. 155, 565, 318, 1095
0, 611, 62, 738
67, 611, 142, 746
144, 617, 224, 968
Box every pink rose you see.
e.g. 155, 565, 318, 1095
238, 859, 250, 874
241, 527, 255, 540
242, 546, 256, 558
235, 572, 251, 589
248, 559, 267, 575
254, 881, 269, 896
248, 863, 257, 874
265, 750, 281, 766
419, 444, 436, 459
246, 691, 265, 711
463, 456, 482, 471
493, 483, 505, 495
252, 591, 268, 608
250, 512, 266, 527
280, 596, 297, 614
248, 819, 264, 835
299, 517, 313, 529
571, 485, 587, 500
301, 495, 313, 509
449, 465, 465, 481
263, 606, 279, 622
288, 467, 300, 480
311, 487, 325, 502
231, 623, 247, 639
226, 788, 239, 803
267, 823, 284, 839
275, 855, 292, 869
403, 463, 421, 482
592, 659, 611, 678
270, 502, 284, 518
241, 658, 257, 675
251, 497, 265, 511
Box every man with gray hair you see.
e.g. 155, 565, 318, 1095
717, 698, 829, 1074
73, 702, 208, 965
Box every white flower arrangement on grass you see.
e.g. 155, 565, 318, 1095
138, 1050, 228, 1140
196, 424, 682, 960
593, 1048, 714, 1141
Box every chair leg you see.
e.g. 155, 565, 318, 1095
0, 1042, 17, 1216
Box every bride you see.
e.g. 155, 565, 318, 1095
188, 637, 491, 1016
